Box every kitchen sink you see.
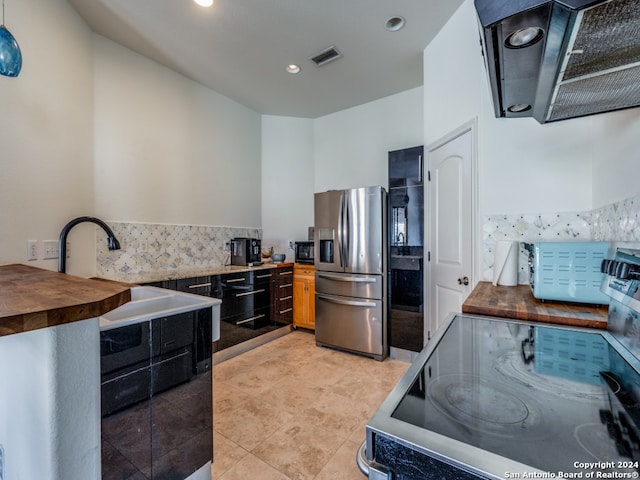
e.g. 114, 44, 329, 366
100, 286, 221, 340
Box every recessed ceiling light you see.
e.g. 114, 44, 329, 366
193, 0, 213, 7
286, 64, 301, 74
386, 16, 405, 32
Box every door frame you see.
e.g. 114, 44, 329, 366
424, 118, 480, 343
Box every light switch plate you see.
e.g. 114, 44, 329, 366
27, 240, 38, 261
42, 240, 58, 260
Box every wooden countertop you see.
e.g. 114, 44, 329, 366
0, 264, 132, 337
462, 281, 608, 329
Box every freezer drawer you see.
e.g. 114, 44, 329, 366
315, 292, 384, 358
315, 271, 383, 300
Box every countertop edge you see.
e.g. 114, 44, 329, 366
97, 262, 296, 284
462, 281, 608, 330
0, 264, 132, 337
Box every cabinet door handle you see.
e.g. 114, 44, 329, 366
256, 274, 272, 279
236, 314, 265, 325
226, 278, 246, 283
279, 271, 293, 276
318, 273, 376, 283
236, 288, 265, 297
279, 308, 293, 314
188, 282, 211, 289
317, 294, 376, 308
418, 154, 423, 183
280, 295, 293, 301
280, 283, 293, 289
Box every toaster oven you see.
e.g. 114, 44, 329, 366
524, 241, 610, 304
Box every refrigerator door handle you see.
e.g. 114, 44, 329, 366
337, 192, 345, 268
344, 193, 350, 268
316, 294, 377, 308
317, 273, 377, 284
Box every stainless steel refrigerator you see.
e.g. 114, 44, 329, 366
314, 186, 388, 361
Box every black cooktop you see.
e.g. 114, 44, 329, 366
391, 315, 640, 475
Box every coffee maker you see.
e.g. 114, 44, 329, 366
230, 238, 262, 266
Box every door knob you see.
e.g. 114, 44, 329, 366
458, 276, 469, 286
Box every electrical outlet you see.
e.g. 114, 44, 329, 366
42, 240, 59, 260
27, 240, 38, 261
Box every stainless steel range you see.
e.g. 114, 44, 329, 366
360, 248, 640, 479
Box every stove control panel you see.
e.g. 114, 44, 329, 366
602, 249, 640, 358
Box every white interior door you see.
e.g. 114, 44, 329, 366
427, 122, 476, 341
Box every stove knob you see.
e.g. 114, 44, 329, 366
601, 259, 614, 275
615, 261, 632, 280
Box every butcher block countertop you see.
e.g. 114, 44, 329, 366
462, 281, 608, 329
0, 264, 132, 337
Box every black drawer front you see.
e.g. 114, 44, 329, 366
233, 306, 270, 329
221, 272, 251, 286
254, 270, 274, 284
176, 276, 212, 296
222, 286, 270, 321
156, 312, 194, 355
101, 365, 151, 416
151, 347, 194, 394
100, 322, 154, 375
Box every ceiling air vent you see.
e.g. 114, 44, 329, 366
309, 46, 342, 67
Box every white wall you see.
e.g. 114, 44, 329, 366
424, 0, 640, 216
591, 108, 640, 208
93, 36, 262, 229
313, 87, 425, 192
0, 0, 96, 276
261, 115, 314, 254
260, 88, 424, 250
0, 319, 101, 480
0, 0, 264, 277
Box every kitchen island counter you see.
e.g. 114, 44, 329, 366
0, 263, 132, 337
462, 281, 607, 329
0, 264, 133, 479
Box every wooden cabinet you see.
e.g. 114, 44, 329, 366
271, 264, 294, 325
293, 264, 315, 330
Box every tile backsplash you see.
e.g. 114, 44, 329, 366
96, 222, 261, 281
484, 194, 640, 283
97, 194, 640, 283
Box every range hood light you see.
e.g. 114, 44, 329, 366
505, 27, 544, 49
508, 104, 532, 113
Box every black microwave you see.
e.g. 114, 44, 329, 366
294, 241, 314, 264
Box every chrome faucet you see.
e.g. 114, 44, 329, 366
58, 216, 121, 273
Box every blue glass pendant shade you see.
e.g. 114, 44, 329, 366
0, 25, 22, 77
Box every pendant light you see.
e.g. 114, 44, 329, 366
0, 0, 22, 77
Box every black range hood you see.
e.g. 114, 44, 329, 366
475, 0, 640, 123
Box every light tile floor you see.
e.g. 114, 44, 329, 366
212, 330, 410, 480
